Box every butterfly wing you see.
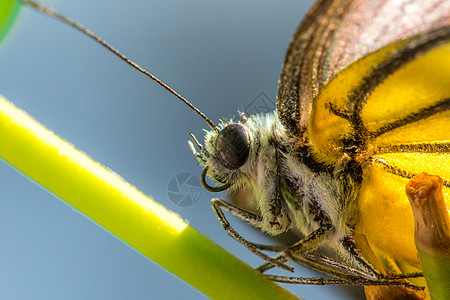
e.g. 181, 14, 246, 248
277, 0, 450, 138
278, 0, 450, 275
309, 24, 450, 268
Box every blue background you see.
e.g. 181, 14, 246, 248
0, 0, 365, 299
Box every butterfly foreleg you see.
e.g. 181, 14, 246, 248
254, 239, 424, 290
211, 197, 294, 272
256, 224, 332, 273
341, 236, 424, 283
265, 274, 424, 290
340, 235, 382, 279
267, 252, 424, 290
259, 239, 423, 290
290, 252, 376, 279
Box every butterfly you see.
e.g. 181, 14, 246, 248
187, 0, 450, 297
9, 0, 450, 299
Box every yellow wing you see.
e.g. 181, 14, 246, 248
309, 27, 450, 270
277, 0, 450, 138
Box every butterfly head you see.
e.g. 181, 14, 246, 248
189, 114, 256, 193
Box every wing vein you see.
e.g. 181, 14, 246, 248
371, 97, 450, 138
374, 158, 450, 188
375, 142, 450, 154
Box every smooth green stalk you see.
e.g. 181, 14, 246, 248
418, 251, 450, 300
0, 95, 298, 300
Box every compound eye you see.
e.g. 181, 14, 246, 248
215, 124, 250, 170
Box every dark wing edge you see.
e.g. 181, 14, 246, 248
277, 0, 351, 138
277, 0, 450, 140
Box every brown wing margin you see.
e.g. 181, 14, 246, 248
278, 0, 450, 141
277, 0, 351, 138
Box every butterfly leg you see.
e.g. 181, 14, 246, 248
247, 243, 286, 252
212, 198, 423, 289
291, 251, 421, 281
292, 252, 377, 279
256, 224, 332, 273
266, 274, 424, 290
341, 235, 423, 282
261, 249, 423, 290
254, 231, 423, 289
268, 251, 423, 290
211, 198, 294, 272
340, 235, 381, 279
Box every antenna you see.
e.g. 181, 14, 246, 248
19, 0, 218, 131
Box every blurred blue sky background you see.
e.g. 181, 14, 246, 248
0, 0, 365, 299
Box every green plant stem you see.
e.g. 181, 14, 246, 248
0, 95, 298, 300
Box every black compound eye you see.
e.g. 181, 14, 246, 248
215, 124, 250, 170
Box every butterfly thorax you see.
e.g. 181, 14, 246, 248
193, 112, 364, 244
